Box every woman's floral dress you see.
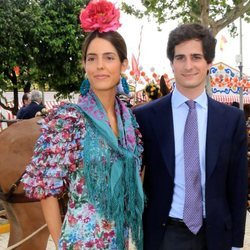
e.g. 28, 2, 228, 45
22, 104, 131, 250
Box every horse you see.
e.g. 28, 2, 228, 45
0, 117, 50, 249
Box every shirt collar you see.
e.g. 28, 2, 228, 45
172, 87, 207, 109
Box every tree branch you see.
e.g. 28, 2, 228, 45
211, 0, 250, 35
200, 0, 210, 26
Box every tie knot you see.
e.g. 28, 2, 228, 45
186, 100, 196, 109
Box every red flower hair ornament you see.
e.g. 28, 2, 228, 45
79, 0, 121, 33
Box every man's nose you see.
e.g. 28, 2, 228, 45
184, 58, 193, 70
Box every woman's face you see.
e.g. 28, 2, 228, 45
84, 37, 127, 95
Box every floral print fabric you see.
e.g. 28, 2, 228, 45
22, 96, 142, 249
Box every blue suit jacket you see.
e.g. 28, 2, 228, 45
133, 93, 248, 250
18, 101, 44, 119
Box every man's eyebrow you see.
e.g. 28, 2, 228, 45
174, 53, 204, 57
191, 53, 204, 56
174, 54, 184, 57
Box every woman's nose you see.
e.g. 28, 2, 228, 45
97, 59, 104, 69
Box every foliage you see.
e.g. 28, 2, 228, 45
0, 0, 42, 113
36, 0, 85, 98
0, 0, 88, 114
121, 0, 250, 36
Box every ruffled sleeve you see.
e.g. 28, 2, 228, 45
21, 104, 86, 200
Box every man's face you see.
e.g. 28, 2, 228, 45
171, 39, 211, 97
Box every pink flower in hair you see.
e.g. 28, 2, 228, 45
79, 0, 121, 33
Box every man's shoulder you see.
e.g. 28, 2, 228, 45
208, 97, 243, 113
208, 97, 245, 124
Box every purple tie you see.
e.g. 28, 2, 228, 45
183, 100, 203, 234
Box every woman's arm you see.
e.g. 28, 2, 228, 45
41, 196, 62, 248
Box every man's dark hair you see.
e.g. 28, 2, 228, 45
22, 93, 30, 105
167, 23, 217, 64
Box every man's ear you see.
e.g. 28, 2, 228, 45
206, 63, 212, 75
170, 62, 174, 73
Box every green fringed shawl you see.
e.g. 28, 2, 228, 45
76, 91, 144, 250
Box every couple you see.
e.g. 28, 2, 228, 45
21, 0, 248, 249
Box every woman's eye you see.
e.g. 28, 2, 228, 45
87, 57, 95, 62
106, 55, 114, 61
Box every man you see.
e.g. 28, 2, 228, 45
16, 92, 31, 119
18, 90, 45, 119
134, 23, 248, 250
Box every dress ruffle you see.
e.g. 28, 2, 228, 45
22, 104, 86, 199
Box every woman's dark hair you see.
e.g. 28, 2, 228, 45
82, 31, 127, 63
167, 23, 217, 64
159, 75, 170, 96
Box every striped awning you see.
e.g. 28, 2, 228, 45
212, 94, 250, 104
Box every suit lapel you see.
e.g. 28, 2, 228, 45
151, 94, 175, 179
148, 95, 225, 180
206, 97, 225, 179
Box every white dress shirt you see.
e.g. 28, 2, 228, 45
169, 87, 207, 219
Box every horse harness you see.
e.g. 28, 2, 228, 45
0, 171, 38, 203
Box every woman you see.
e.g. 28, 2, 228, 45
21, 1, 144, 249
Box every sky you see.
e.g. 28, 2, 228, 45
115, 1, 250, 79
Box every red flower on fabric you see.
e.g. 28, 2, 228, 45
68, 214, 77, 226
79, 0, 121, 33
85, 241, 95, 248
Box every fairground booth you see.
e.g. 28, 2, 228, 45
132, 62, 250, 105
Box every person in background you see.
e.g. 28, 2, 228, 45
231, 101, 240, 108
244, 103, 250, 121
18, 90, 45, 119
134, 23, 248, 250
16, 92, 31, 119
159, 75, 171, 96
21, 1, 144, 249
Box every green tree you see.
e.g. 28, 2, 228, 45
121, 0, 250, 35
36, 0, 85, 99
0, 0, 87, 115
0, 0, 42, 114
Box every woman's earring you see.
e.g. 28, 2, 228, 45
121, 76, 129, 95
80, 78, 90, 96
117, 76, 130, 96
